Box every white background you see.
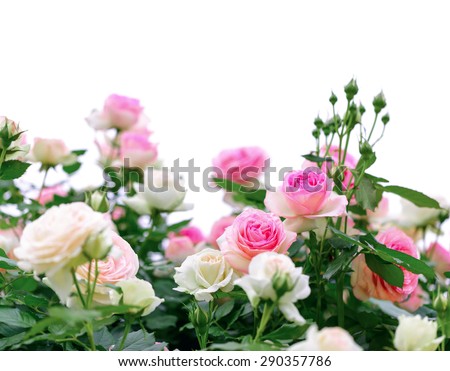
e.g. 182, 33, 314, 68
1, 0, 450, 237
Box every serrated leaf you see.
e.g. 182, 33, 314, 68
116, 330, 159, 351
355, 176, 383, 211
0, 160, 31, 180
302, 154, 330, 163
324, 247, 358, 280
166, 219, 193, 232
365, 254, 404, 287
262, 323, 309, 341
0, 307, 37, 328
215, 300, 235, 320
383, 185, 440, 209
0, 248, 18, 270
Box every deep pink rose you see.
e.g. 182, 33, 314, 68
76, 232, 139, 284
165, 233, 197, 265
426, 242, 450, 277
217, 208, 296, 274
103, 94, 143, 130
37, 185, 67, 205
213, 146, 267, 185
208, 215, 236, 248
120, 131, 158, 169
351, 228, 419, 302
264, 169, 348, 232
178, 226, 205, 245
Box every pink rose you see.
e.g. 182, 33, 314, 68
208, 215, 236, 248
264, 169, 348, 232
165, 233, 197, 265
320, 145, 357, 190
37, 185, 67, 205
111, 207, 125, 221
213, 146, 267, 185
178, 226, 205, 245
217, 208, 296, 274
119, 131, 158, 169
426, 242, 450, 277
76, 232, 139, 284
351, 228, 419, 302
103, 94, 143, 130
398, 285, 427, 312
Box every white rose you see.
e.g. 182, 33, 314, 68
85, 109, 111, 130
15, 202, 111, 302
124, 169, 191, 214
235, 252, 310, 325
173, 248, 235, 302
288, 325, 362, 351
30, 138, 76, 166
117, 279, 164, 316
397, 198, 447, 229
394, 315, 444, 351
0, 227, 21, 255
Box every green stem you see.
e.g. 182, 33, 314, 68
71, 269, 86, 308
118, 318, 132, 351
254, 302, 275, 343
37, 167, 49, 202
0, 147, 7, 171
85, 322, 96, 351
336, 272, 345, 327
367, 112, 379, 142
86, 259, 99, 308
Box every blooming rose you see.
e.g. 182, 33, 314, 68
86, 94, 144, 131
208, 215, 236, 248
394, 315, 444, 351
165, 233, 197, 265
37, 185, 67, 205
213, 146, 267, 185
235, 252, 310, 324
124, 169, 190, 214
426, 242, 450, 277
288, 325, 362, 351
178, 226, 205, 245
398, 284, 427, 312
351, 228, 419, 302
117, 278, 164, 316
217, 208, 297, 274
120, 131, 158, 169
397, 198, 447, 230
173, 248, 235, 301
0, 227, 21, 258
15, 202, 111, 301
30, 138, 76, 166
264, 169, 348, 233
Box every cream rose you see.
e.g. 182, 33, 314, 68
117, 279, 164, 316
288, 325, 362, 351
15, 202, 111, 301
30, 138, 76, 166
235, 252, 310, 324
173, 248, 235, 301
394, 315, 444, 351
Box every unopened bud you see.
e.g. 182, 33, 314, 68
314, 116, 324, 129
344, 79, 358, 101
83, 229, 113, 260
86, 191, 109, 213
312, 129, 321, 139
381, 113, 390, 125
272, 271, 294, 298
329, 91, 338, 105
373, 91, 387, 114
359, 141, 373, 157
433, 293, 448, 313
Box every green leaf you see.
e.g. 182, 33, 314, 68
145, 314, 178, 330
62, 162, 81, 174
444, 272, 450, 279
364, 173, 389, 183
355, 175, 383, 211
382, 185, 441, 209
360, 234, 435, 280
0, 248, 18, 270
0, 160, 31, 180
213, 178, 266, 206
0, 307, 37, 328
166, 219, 193, 233
324, 247, 358, 280
48, 307, 101, 326
72, 149, 87, 156
329, 227, 365, 249
288, 238, 305, 257
0, 332, 25, 350
302, 154, 330, 163
215, 300, 235, 320
116, 330, 162, 351
262, 323, 309, 341
94, 327, 114, 350
365, 254, 404, 287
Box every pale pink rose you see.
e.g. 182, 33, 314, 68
351, 227, 419, 302
217, 208, 296, 274
119, 131, 158, 169
178, 226, 205, 245
37, 185, 67, 205
165, 233, 197, 265
111, 207, 125, 221
103, 94, 143, 130
208, 216, 236, 248
213, 146, 268, 185
0, 227, 22, 264
76, 232, 139, 284
94, 135, 119, 166
398, 285, 427, 312
366, 196, 389, 226
265, 169, 348, 232
426, 242, 450, 277
31, 138, 76, 166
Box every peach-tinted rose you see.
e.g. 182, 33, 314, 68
178, 226, 205, 245
37, 185, 67, 205
265, 169, 348, 232
165, 233, 197, 265
76, 232, 139, 284
213, 146, 267, 185
31, 138, 76, 166
119, 131, 158, 169
208, 216, 236, 248
217, 208, 296, 274
351, 227, 419, 302
426, 242, 450, 277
